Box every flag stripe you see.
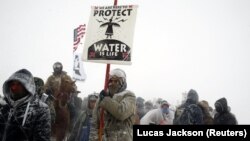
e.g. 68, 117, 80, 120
73, 24, 86, 52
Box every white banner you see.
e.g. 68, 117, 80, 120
82, 5, 138, 65
73, 53, 87, 81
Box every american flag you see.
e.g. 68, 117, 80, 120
73, 24, 86, 52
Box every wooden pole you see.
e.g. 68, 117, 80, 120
98, 1, 118, 141
114, 0, 118, 5
98, 64, 109, 141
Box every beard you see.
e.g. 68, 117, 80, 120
108, 85, 121, 96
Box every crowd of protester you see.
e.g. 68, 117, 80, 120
0, 63, 238, 141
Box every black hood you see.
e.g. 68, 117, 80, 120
215, 97, 228, 113
186, 89, 199, 104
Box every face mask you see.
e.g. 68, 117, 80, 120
161, 107, 169, 114
215, 102, 224, 113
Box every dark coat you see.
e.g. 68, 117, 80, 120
0, 69, 51, 141
0, 97, 51, 141
213, 98, 237, 125
173, 89, 203, 125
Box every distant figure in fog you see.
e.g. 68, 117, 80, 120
44, 62, 76, 97
34, 77, 45, 98
198, 100, 214, 124
34, 76, 56, 124
213, 97, 238, 125
144, 100, 154, 114
44, 62, 77, 141
69, 93, 98, 141
136, 97, 146, 119
173, 89, 203, 125
140, 100, 173, 125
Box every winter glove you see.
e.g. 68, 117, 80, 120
45, 88, 52, 95
99, 90, 109, 101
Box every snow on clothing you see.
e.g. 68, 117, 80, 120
140, 108, 173, 125
89, 90, 136, 141
0, 96, 6, 106
0, 69, 51, 141
173, 89, 203, 125
213, 97, 238, 125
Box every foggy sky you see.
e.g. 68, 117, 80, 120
0, 0, 250, 124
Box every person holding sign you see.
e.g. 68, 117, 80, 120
89, 68, 136, 141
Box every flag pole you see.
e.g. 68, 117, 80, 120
99, 1, 118, 141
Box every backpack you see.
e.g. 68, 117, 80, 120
174, 104, 202, 125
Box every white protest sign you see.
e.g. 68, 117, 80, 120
82, 5, 138, 65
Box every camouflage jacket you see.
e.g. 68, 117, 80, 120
89, 90, 136, 141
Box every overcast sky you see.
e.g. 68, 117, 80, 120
0, 0, 250, 124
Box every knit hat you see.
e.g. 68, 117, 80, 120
109, 68, 126, 79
